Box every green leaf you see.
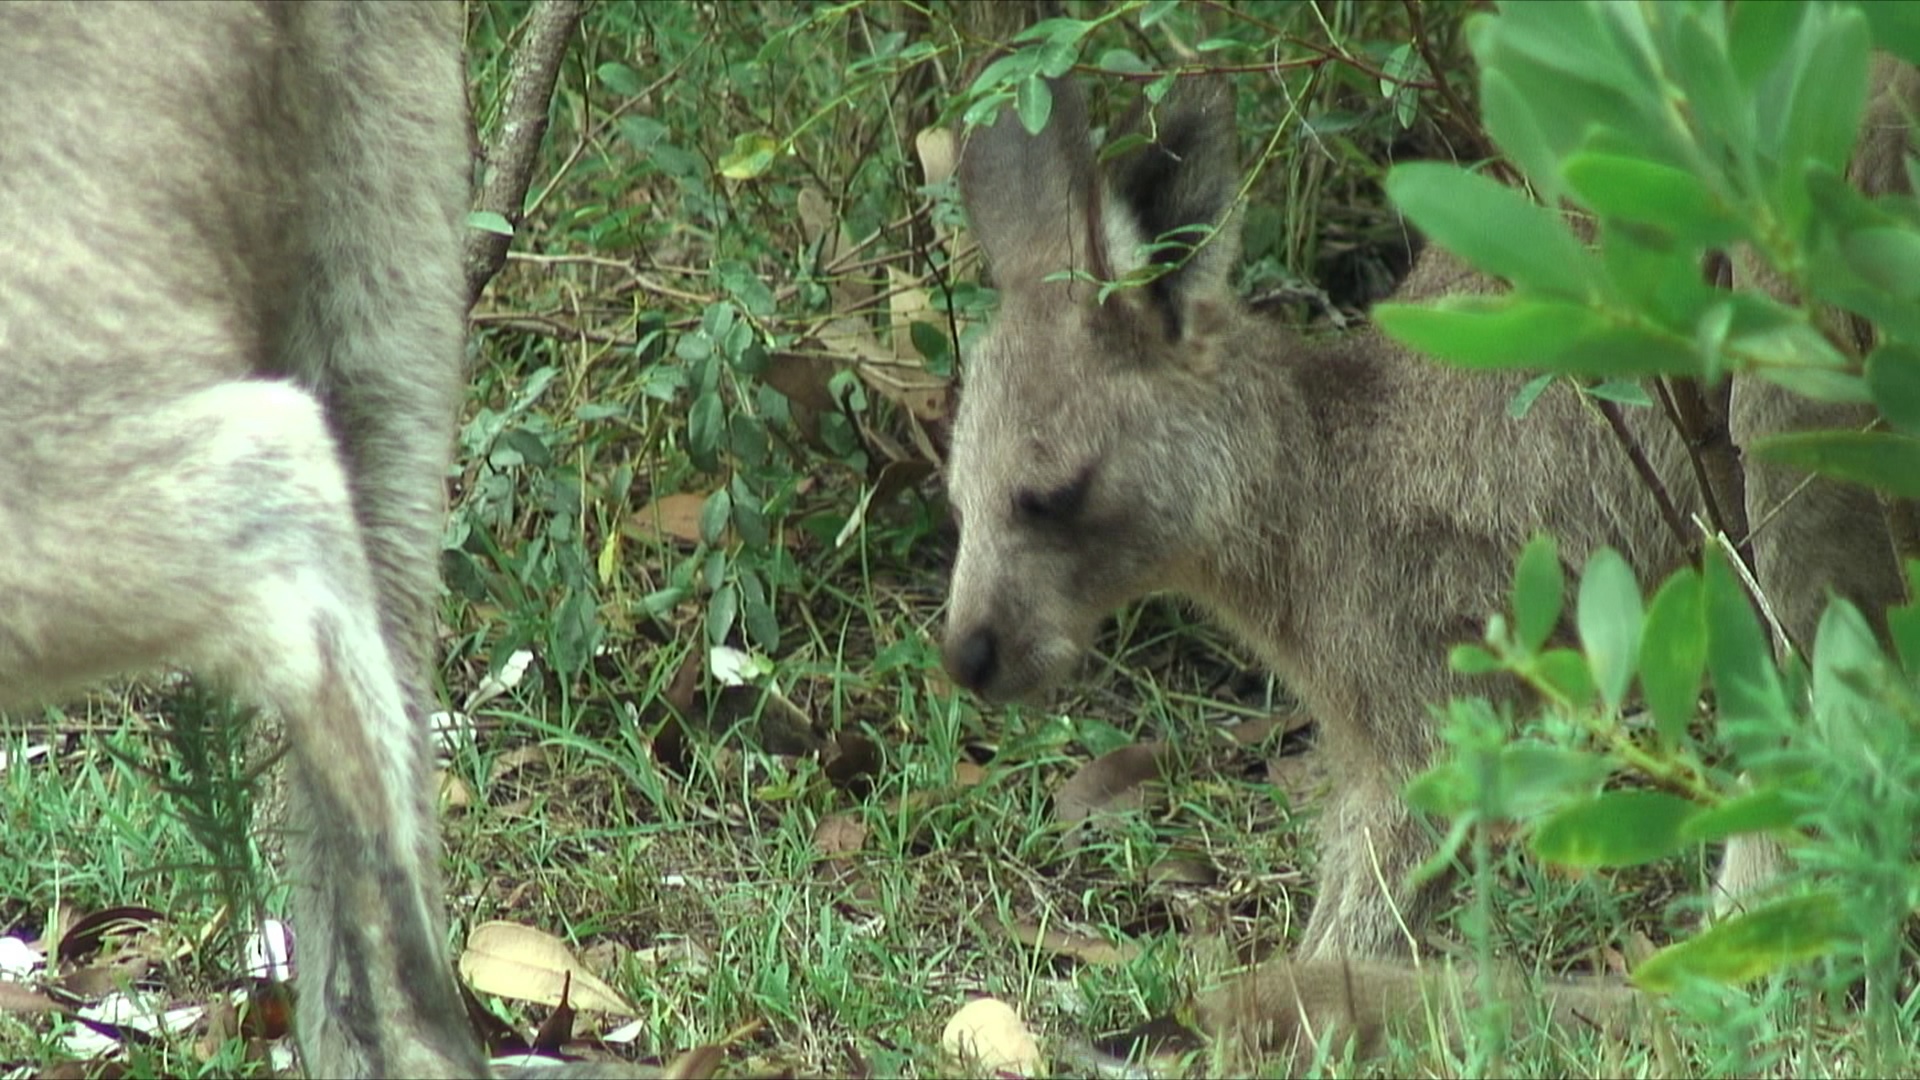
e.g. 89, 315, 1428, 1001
1841, 227, 1920, 302
1779, 10, 1871, 194
1375, 296, 1610, 369
1640, 569, 1707, 747
1508, 373, 1555, 419
641, 587, 686, 618
910, 321, 951, 367
970, 51, 1041, 96
687, 390, 724, 472
1673, 10, 1756, 167
1750, 365, 1871, 405
1480, 67, 1563, 206
1867, 343, 1920, 434
675, 331, 713, 364
1586, 379, 1653, 407
1703, 547, 1789, 745
1497, 745, 1612, 820
1405, 761, 1472, 818
1386, 164, 1596, 300
1750, 430, 1920, 499
1036, 40, 1079, 79
718, 132, 779, 181
1596, 226, 1720, 336
699, 488, 733, 546
1016, 75, 1053, 136
1681, 786, 1801, 844
707, 582, 739, 645
1536, 648, 1596, 705
1563, 153, 1740, 246
1861, 2, 1920, 69
1532, 790, 1699, 868
1097, 48, 1149, 75
1512, 534, 1564, 654
1450, 644, 1501, 675
1893, 561, 1920, 674
616, 116, 668, 154
739, 569, 781, 652
1578, 548, 1643, 712
467, 210, 513, 237
1729, 0, 1808, 88
1552, 324, 1703, 378
596, 62, 646, 97
1634, 892, 1847, 990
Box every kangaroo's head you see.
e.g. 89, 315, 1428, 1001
941, 77, 1249, 702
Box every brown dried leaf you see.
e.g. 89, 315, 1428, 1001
628, 491, 711, 546
1224, 708, 1313, 746
763, 351, 842, 413
664, 1041, 729, 1080
999, 920, 1142, 968
51, 956, 151, 1000
812, 813, 869, 857
439, 770, 472, 812
1265, 748, 1332, 808
0, 981, 57, 1015
530, 984, 576, 1054
1054, 742, 1168, 826
488, 743, 550, 782
822, 731, 882, 793
58, 906, 164, 963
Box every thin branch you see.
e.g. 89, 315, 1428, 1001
1595, 396, 1695, 556
465, 0, 587, 305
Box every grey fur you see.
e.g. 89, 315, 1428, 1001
1, 3, 481, 1075
943, 68, 1911, 1058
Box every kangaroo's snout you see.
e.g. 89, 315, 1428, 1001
942, 624, 998, 695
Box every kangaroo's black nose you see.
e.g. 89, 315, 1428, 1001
945, 626, 998, 693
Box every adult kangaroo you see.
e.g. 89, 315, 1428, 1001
2, 3, 480, 1074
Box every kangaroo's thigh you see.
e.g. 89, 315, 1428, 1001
0, 383, 485, 1076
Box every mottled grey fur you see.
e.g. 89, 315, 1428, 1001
0, 3, 481, 1075
943, 65, 1911, 1061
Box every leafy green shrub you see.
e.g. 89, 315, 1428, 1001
1382, 0, 1920, 1062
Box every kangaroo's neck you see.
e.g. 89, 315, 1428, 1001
1174, 315, 1400, 671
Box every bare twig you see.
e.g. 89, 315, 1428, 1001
464, 0, 587, 304
1595, 396, 1695, 557
1655, 376, 1752, 571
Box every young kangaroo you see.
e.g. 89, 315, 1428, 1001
2, 4, 482, 1075
942, 70, 1912, 1061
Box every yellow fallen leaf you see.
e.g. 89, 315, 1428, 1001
458, 920, 635, 1015
942, 997, 1043, 1077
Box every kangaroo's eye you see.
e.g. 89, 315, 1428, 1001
1013, 467, 1094, 524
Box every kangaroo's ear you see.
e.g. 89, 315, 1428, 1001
1103, 77, 1242, 334
957, 77, 1108, 290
